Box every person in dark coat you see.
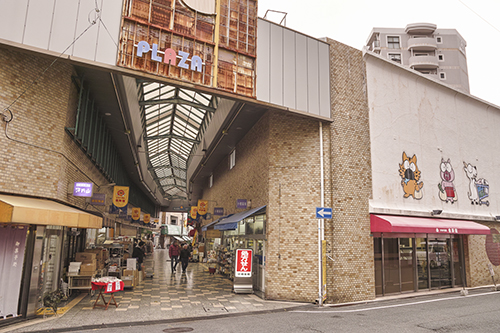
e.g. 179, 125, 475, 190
180, 244, 191, 273
132, 241, 145, 271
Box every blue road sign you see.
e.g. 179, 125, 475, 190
316, 207, 332, 219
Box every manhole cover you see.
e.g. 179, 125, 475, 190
162, 328, 194, 333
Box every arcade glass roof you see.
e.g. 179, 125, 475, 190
137, 81, 216, 201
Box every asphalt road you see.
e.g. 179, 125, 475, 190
31, 288, 500, 333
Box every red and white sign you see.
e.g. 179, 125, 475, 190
235, 249, 253, 278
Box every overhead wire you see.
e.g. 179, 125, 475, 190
0, 3, 104, 186
458, 0, 500, 34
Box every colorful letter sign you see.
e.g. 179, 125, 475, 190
235, 249, 253, 278
112, 186, 129, 207
197, 200, 208, 216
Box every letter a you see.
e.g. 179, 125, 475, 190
191, 55, 203, 72
164, 48, 177, 65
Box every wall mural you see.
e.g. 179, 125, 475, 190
463, 162, 489, 206
399, 152, 424, 199
438, 158, 458, 203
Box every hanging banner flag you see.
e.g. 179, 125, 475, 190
144, 214, 151, 224
190, 206, 198, 219
131, 207, 141, 221
192, 230, 198, 246
112, 186, 129, 207
197, 200, 208, 215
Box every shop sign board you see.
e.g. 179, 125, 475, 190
235, 249, 252, 278
236, 199, 247, 209
117, 0, 257, 97
144, 214, 151, 224
214, 207, 224, 215
234, 248, 253, 294
131, 207, 141, 221
73, 182, 93, 197
90, 193, 106, 206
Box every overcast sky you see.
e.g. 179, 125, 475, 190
258, 0, 500, 107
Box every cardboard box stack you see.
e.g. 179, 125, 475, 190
75, 252, 96, 276
122, 269, 139, 288
84, 248, 108, 270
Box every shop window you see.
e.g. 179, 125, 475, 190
229, 149, 236, 169
254, 215, 265, 234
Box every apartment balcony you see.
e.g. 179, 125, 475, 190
405, 23, 437, 35
408, 37, 437, 51
409, 55, 439, 69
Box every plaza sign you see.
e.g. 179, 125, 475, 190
136, 41, 203, 73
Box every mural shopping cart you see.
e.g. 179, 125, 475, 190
476, 180, 489, 206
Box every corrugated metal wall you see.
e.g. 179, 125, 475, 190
256, 18, 331, 119
0, 0, 122, 65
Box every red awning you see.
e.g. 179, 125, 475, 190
371, 214, 491, 235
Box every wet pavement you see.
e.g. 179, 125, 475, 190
3, 249, 308, 333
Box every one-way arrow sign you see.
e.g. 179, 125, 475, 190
316, 207, 332, 219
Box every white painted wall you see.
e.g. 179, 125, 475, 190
365, 52, 500, 220
0, 0, 122, 65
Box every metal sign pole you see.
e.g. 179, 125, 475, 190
318, 121, 324, 306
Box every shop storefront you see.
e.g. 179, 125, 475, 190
0, 194, 102, 321
214, 206, 266, 292
371, 214, 491, 296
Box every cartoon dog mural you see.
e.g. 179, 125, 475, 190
399, 152, 423, 199
438, 159, 457, 203
463, 162, 489, 206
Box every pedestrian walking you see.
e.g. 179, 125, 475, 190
180, 244, 191, 273
132, 240, 146, 271
169, 240, 180, 272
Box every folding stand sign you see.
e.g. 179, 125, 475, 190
92, 280, 124, 310
233, 249, 253, 294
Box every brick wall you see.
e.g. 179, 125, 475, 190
0, 47, 112, 210
325, 38, 375, 303
468, 223, 500, 287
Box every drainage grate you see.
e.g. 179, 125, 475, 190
202, 304, 228, 313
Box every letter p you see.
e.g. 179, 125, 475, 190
137, 41, 150, 57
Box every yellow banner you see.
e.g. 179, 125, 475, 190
112, 186, 129, 208
190, 206, 198, 219
144, 214, 151, 224
131, 207, 141, 221
197, 200, 208, 215
192, 230, 198, 246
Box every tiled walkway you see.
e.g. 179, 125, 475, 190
4, 249, 307, 332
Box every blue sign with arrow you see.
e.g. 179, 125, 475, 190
316, 207, 332, 219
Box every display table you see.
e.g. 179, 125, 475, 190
91, 280, 124, 310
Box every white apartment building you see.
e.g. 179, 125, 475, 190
365, 23, 469, 93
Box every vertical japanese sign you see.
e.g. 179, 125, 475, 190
112, 186, 129, 207
0, 226, 27, 318
235, 249, 253, 277
197, 200, 208, 215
